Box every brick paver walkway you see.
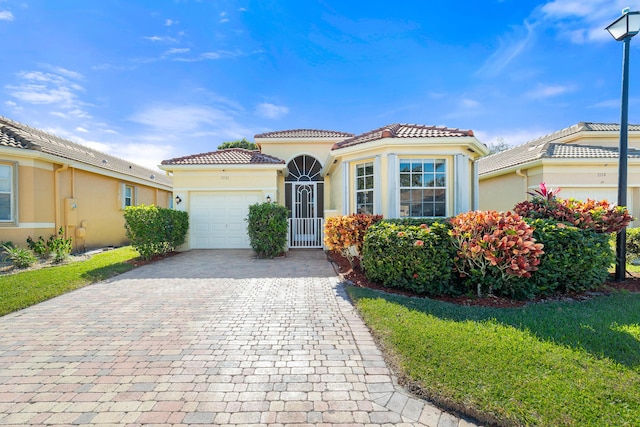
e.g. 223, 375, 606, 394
0, 249, 480, 426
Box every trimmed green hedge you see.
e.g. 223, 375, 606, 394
355, 217, 615, 300
124, 205, 189, 260
361, 221, 455, 295
512, 219, 615, 297
246, 202, 289, 258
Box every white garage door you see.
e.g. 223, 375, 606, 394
190, 192, 262, 249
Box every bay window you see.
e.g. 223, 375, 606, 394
399, 158, 446, 217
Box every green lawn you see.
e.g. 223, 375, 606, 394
347, 286, 640, 427
0, 247, 139, 316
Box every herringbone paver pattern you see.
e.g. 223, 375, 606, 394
0, 250, 480, 426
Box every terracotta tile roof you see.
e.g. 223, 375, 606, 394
0, 116, 171, 187
255, 129, 354, 139
161, 148, 285, 165
477, 122, 640, 176
332, 123, 475, 150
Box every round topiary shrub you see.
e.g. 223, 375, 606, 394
246, 202, 289, 258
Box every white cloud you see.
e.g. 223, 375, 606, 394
475, 127, 554, 148
130, 104, 240, 133
43, 126, 175, 172
165, 47, 190, 55
0, 10, 13, 21
75, 126, 89, 133
461, 98, 481, 108
7, 69, 87, 111
255, 103, 289, 119
525, 83, 573, 99
476, 21, 536, 78
165, 19, 177, 26
144, 35, 178, 43
540, 0, 630, 44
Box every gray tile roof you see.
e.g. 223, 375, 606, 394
0, 116, 172, 187
255, 129, 354, 139
477, 122, 640, 176
161, 148, 285, 165
332, 123, 475, 150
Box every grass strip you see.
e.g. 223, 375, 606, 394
348, 287, 640, 427
0, 247, 139, 316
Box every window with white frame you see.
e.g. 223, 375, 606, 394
356, 162, 374, 214
120, 184, 136, 209
124, 185, 134, 207
399, 158, 446, 217
0, 163, 15, 222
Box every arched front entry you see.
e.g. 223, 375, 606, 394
285, 155, 324, 248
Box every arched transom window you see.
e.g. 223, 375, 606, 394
285, 155, 323, 182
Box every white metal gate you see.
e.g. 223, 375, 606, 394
288, 217, 324, 248
289, 182, 323, 248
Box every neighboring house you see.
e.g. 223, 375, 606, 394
477, 122, 640, 226
0, 116, 173, 252
160, 123, 488, 249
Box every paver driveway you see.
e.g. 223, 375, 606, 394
0, 249, 479, 426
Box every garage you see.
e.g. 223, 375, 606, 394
190, 191, 262, 249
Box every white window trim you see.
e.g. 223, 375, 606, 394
0, 161, 18, 226
398, 157, 448, 218
355, 161, 375, 215
120, 183, 137, 210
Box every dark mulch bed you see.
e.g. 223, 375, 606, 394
126, 251, 179, 267
326, 251, 640, 308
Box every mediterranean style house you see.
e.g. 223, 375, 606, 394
160, 123, 489, 249
0, 116, 173, 252
477, 122, 640, 226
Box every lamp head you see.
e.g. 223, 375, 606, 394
606, 9, 640, 41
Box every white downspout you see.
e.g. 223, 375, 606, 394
516, 168, 528, 199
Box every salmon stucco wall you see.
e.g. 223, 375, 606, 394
1, 158, 56, 245
55, 168, 172, 252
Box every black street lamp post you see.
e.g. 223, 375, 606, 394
606, 8, 640, 281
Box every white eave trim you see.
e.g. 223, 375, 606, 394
330, 136, 489, 157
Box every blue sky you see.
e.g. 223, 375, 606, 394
0, 0, 637, 170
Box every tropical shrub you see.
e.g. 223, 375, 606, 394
381, 217, 451, 228
514, 182, 632, 233
513, 219, 615, 296
626, 227, 640, 263
27, 227, 73, 262
246, 202, 289, 258
362, 222, 454, 295
26, 235, 48, 258
124, 205, 189, 260
324, 214, 383, 267
48, 227, 73, 263
2, 244, 38, 269
449, 210, 544, 298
